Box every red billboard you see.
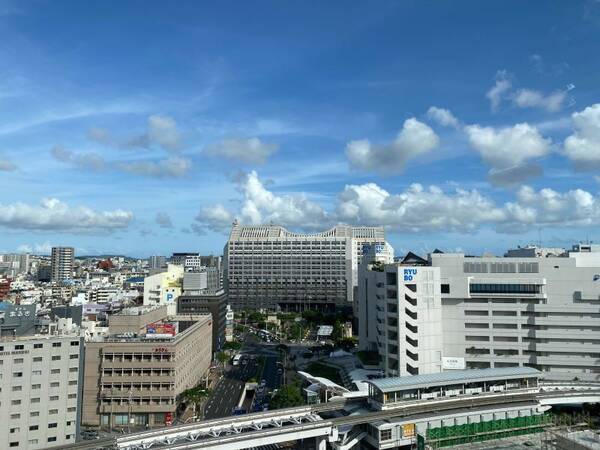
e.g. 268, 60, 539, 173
145, 322, 176, 338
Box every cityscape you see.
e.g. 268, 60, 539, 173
1, 2, 600, 450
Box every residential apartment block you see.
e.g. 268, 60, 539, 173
225, 222, 392, 311
51, 247, 74, 282
358, 244, 600, 382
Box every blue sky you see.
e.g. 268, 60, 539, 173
2, 0, 600, 257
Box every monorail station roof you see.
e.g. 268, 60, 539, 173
366, 367, 541, 393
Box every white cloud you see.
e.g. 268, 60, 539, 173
486, 72, 512, 112
196, 172, 600, 235
426, 106, 460, 128
117, 157, 192, 178
196, 204, 235, 232
155, 212, 174, 229
0, 158, 17, 171
337, 183, 505, 232
465, 123, 551, 169
147, 115, 181, 152
0, 198, 133, 232
88, 115, 182, 152
205, 137, 278, 164
346, 118, 439, 173
195, 171, 328, 231
51, 145, 106, 171
512, 88, 567, 112
564, 103, 600, 169
17, 242, 53, 254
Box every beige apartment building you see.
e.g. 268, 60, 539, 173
82, 306, 212, 429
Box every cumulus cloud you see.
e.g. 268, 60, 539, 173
51, 145, 106, 171
195, 171, 328, 232
465, 123, 551, 169
486, 71, 512, 112
512, 88, 567, 112
0, 198, 133, 232
0, 158, 17, 171
88, 115, 182, 152
564, 103, 600, 169
346, 118, 439, 174
117, 157, 192, 178
426, 106, 460, 128
195, 172, 600, 235
155, 212, 174, 229
205, 137, 278, 164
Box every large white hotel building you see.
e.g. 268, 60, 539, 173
225, 222, 393, 311
358, 243, 600, 382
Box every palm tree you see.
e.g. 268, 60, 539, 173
180, 386, 210, 419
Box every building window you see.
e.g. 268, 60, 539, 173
32, 384, 41, 389
28, 440, 38, 445
10, 414, 20, 419
29, 425, 39, 431
15, 345, 24, 350
70, 341, 79, 346
13, 372, 23, 377
31, 398, 40, 403
51, 356, 61, 361
51, 368, 60, 374
441, 284, 450, 294
32, 370, 42, 376
50, 382, 60, 387
9, 442, 19, 448
52, 342, 61, 348
34, 343, 43, 349
50, 396, 59, 401
12, 386, 22, 391
48, 423, 57, 428
30, 412, 39, 417
48, 437, 57, 442
380, 429, 392, 440
13, 358, 23, 364
12, 399, 21, 405
10, 427, 19, 433
69, 354, 78, 359
49, 409, 58, 415
33, 356, 43, 362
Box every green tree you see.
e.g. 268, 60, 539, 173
223, 341, 242, 351
180, 386, 209, 415
216, 352, 229, 365
270, 384, 304, 409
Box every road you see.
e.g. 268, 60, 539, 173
204, 356, 260, 419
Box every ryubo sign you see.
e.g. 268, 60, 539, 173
404, 268, 418, 282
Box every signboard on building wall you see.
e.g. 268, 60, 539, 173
145, 322, 176, 338
442, 356, 466, 370
401, 423, 415, 438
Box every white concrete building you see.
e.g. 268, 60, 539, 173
0, 328, 84, 449
51, 247, 74, 282
225, 222, 392, 311
358, 244, 600, 381
143, 264, 183, 315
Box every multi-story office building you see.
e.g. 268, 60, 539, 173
359, 243, 600, 382
177, 289, 227, 352
182, 268, 220, 292
51, 247, 74, 282
225, 222, 391, 311
0, 307, 84, 450
148, 256, 167, 270
81, 306, 212, 429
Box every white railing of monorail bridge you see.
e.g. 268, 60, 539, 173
112, 383, 600, 450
